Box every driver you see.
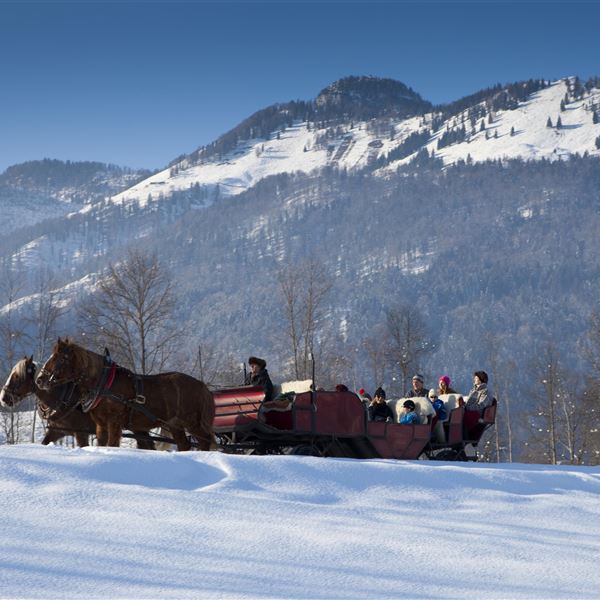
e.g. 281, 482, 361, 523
245, 356, 274, 403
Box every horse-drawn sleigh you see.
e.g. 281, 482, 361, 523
213, 382, 496, 461
2, 339, 496, 461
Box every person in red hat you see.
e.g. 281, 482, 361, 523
245, 356, 274, 402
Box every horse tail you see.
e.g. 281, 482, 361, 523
195, 382, 215, 450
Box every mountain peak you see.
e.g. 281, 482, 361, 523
315, 75, 431, 119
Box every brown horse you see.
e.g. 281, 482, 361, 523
36, 339, 215, 451
1, 356, 157, 449
1, 356, 94, 447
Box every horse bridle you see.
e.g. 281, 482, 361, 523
38, 350, 86, 388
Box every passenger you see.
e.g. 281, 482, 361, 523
335, 384, 349, 392
368, 387, 393, 422
427, 388, 448, 421
438, 375, 457, 395
399, 400, 420, 425
466, 371, 492, 411
357, 388, 372, 406
406, 373, 427, 398
245, 356, 274, 403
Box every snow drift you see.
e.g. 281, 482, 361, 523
1, 445, 599, 598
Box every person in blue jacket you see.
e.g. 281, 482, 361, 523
428, 388, 448, 421
399, 400, 420, 424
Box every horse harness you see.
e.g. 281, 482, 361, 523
83, 351, 173, 431
38, 382, 80, 421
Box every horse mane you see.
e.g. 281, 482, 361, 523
13, 358, 29, 380
75, 342, 103, 376
59, 340, 104, 379
13, 358, 38, 381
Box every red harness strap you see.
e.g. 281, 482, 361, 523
105, 363, 117, 390
87, 363, 118, 412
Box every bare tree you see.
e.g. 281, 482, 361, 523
361, 332, 387, 391
526, 343, 590, 464
191, 342, 244, 389
484, 334, 514, 463
532, 344, 562, 464
277, 258, 332, 380
578, 312, 600, 464
26, 270, 65, 363
385, 304, 433, 396
77, 250, 180, 374
24, 270, 65, 441
0, 262, 27, 444
581, 311, 600, 373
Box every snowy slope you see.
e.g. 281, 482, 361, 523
0, 190, 84, 234
427, 79, 600, 166
109, 78, 600, 209
109, 119, 423, 208
1, 444, 599, 599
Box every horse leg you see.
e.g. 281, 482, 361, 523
134, 431, 155, 450
42, 427, 64, 445
96, 423, 108, 446
170, 428, 192, 451
107, 421, 122, 447
74, 432, 89, 448
190, 429, 213, 451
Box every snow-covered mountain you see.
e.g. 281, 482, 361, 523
1, 74, 599, 439
109, 77, 600, 209
0, 159, 151, 233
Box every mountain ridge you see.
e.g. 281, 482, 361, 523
105, 75, 600, 211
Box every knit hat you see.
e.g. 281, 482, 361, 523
403, 400, 416, 410
357, 388, 371, 402
374, 387, 386, 399
412, 373, 424, 383
474, 370, 488, 384
248, 356, 266, 369
335, 384, 349, 392
439, 375, 451, 387
428, 388, 438, 399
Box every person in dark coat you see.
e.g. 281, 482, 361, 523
245, 356, 274, 403
406, 373, 427, 398
368, 387, 393, 422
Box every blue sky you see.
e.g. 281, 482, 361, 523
1, 0, 599, 172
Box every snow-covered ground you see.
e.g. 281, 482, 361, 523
1, 444, 599, 599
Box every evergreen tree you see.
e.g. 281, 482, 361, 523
547, 117, 553, 128
596, 135, 600, 150
510, 126, 515, 137
480, 120, 486, 132
593, 112, 599, 125
560, 99, 566, 112
557, 116, 563, 129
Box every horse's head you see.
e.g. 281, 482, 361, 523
0, 356, 37, 407
36, 338, 82, 390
